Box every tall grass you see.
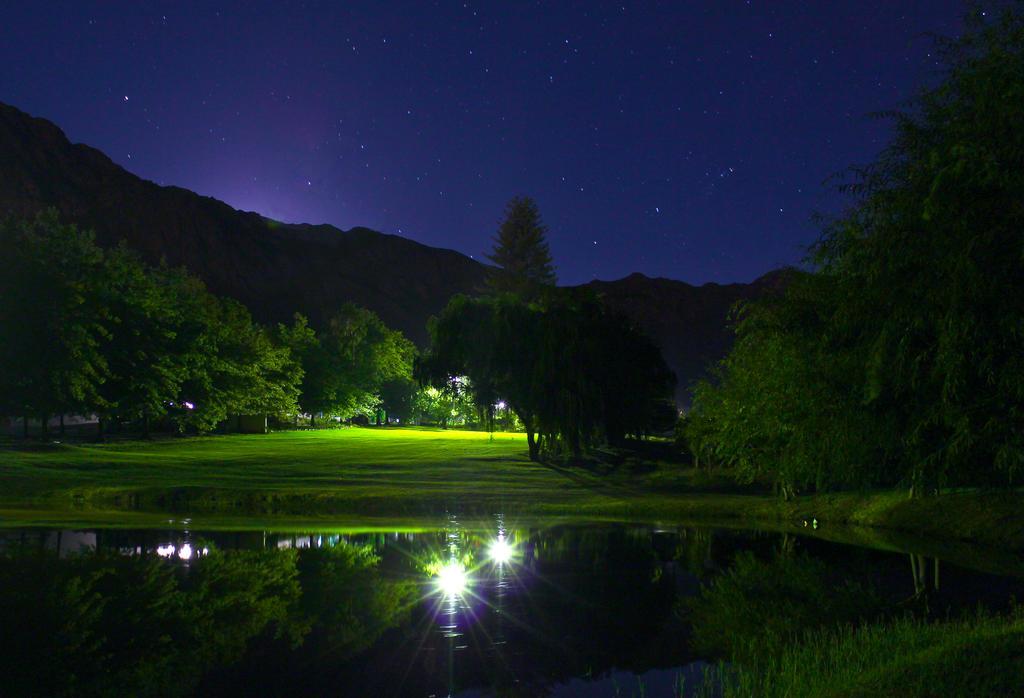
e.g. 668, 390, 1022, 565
706, 608, 1024, 697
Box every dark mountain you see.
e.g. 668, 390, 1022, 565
0, 102, 486, 345
0, 101, 782, 402
585, 271, 790, 402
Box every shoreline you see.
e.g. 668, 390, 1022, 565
2, 428, 1021, 564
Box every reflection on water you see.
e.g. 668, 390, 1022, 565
0, 519, 1021, 697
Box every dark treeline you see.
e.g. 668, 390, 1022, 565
0, 210, 414, 436
684, 10, 1024, 496
0, 203, 675, 451
418, 196, 677, 461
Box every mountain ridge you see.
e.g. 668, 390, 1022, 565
0, 101, 783, 402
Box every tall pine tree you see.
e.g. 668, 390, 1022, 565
486, 196, 556, 298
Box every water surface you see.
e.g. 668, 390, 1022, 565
1, 518, 1020, 697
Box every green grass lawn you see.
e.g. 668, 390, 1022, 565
1, 427, 1022, 557
0, 427, 686, 518
1, 428, 538, 509
4, 427, 1021, 697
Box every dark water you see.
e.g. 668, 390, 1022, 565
0, 518, 1021, 697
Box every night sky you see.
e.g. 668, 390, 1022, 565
0, 1, 967, 285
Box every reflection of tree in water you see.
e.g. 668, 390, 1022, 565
297, 544, 418, 657
909, 553, 940, 599
684, 548, 886, 666
0, 543, 416, 698
195, 542, 418, 696
5, 525, 977, 696
0, 547, 302, 697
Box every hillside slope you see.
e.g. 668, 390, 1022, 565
0, 101, 782, 401
0, 102, 486, 344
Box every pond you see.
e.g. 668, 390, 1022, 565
0, 517, 1021, 697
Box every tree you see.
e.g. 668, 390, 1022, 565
167, 275, 302, 433
686, 272, 886, 497
409, 381, 477, 428
375, 376, 417, 425
93, 249, 190, 437
0, 211, 308, 438
290, 305, 415, 425
0, 210, 108, 434
486, 196, 557, 297
815, 8, 1024, 493
419, 291, 675, 460
688, 8, 1024, 495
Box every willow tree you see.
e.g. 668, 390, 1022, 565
419, 292, 675, 461
689, 8, 1024, 495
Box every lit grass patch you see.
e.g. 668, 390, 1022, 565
1, 427, 1022, 556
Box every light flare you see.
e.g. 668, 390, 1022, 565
488, 538, 514, 564
435, 561, 468, 596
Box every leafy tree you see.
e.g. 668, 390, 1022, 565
375, 376, 418, 425
418, 294, 546, 456
419, 292, 675, 460
0, 210, 107, 434
688, 9, 1024, 494
291, 304, 415, 424
687, 272, 889, 497
815, 8, 1024, 493
93, 249, 190, 437
0, 211, 306, 437
168, 275, 302, 433
410, 381, 478, 427
486, 195, 557, 297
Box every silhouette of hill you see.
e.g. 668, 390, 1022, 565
0, 102, 486, 344
585, 271, 790, 402
0, 101, 784, 402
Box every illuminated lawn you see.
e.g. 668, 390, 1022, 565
1, 427, 1022, 555
0, 427, 692, 520
2, 428, 530, 508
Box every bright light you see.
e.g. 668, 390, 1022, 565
183, 401, 195, 410
435, 562, 468, 596
156, 544, 175, 558
489, 538, 514, 564
495, 401, 506, 410
178, 543, 193, 560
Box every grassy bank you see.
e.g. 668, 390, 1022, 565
1, 427, 1021, 554
710, 610, 1024, 698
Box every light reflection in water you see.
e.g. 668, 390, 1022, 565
436, 561, 469, 597
1, 520, 1020, 697
488, 537, 513, 565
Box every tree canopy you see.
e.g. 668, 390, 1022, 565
285, 305, 415, 425
0, 210, 418, 436
418, 291, 675, 460
687, 9, 1024, 496
0, 211, 108, 430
